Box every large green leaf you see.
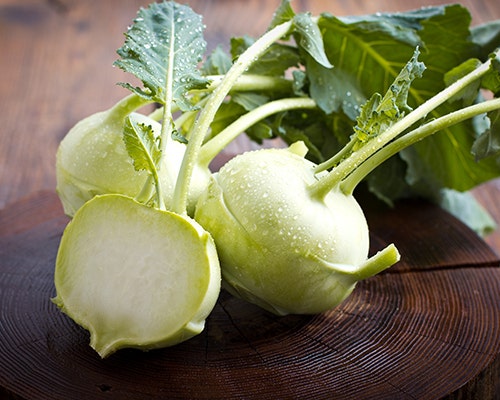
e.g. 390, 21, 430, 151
307, 5, 500, 193
400, 6, 498, 192
308, 8, 427, 117
114, 1, 208, 110
230, 37, 300, 77
471, 20, 500, 59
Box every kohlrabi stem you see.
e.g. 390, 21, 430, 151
134, 25, 178, 211
198, 97, 317, 168
112, 93, 152, 117
142, 27, 177, 212
355, 244, 400, 280
308, 56, 494, 200
159, 25, 177, 158
340, 97, 500, 194
328, 243, 400, 278
175, 96, 210, 140
203, 74, 292, 93
315, 135, 358, 173
151, 163, 164, 210
148, 75, 292, 121
171, 20, 294, 215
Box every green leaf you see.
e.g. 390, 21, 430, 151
209, 101, 246, 138
438, 188, 496, 237
471, 109, 500, 160
123, 114, 163, 208
268, 0, 295, 29
471, 20, 500, 59
307, 9, 428, 116
293, 13, 333, 69
273, 108, 331, 162
402, 123, 500, 192
114, 1, 209, 110
201, 45, 232, 75
361, 5, 496, 193
231, 36, 300, 76
291, 69, 308, 96
231, 92, 269, 111
481, 50, 500, 95
353, 48, 425, 143
444, 59, 483, 105
123, 115, 161, 175
365, 156, 411, 206
209, 93, 274, 142
402, 9, 498, 192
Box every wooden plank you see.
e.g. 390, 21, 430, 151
0, 192, 498, 399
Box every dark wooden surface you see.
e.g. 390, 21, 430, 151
0, 1, 499, 399
0, 190, 499, 399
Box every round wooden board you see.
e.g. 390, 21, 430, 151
0, 191, 499, 400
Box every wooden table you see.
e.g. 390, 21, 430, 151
1, 1, 499, 399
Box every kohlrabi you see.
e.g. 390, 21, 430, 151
195, 49, 500, 315
52, 2, 224, 358
53, 110, 223, 358
55, 0, 324, 217
52, 0, 500, 358
56, 94, 152, 217
52, 0, 330, 356
52, 193, 221, 358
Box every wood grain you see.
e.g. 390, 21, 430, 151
0, 191, 499, 400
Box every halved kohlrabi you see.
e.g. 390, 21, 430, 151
52, 194, 220, 358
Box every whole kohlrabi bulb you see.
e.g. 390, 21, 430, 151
195, 143, 399, 315
56, 98, 210, 217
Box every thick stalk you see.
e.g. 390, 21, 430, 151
355, 244, 400, 280
198, 97, 317, 168
315, 135, 358, 173
307, 58, 493, 200
110, 93, 151, 117
141, 24, 177, 212
202, 74, 292, 93
158, 23, 177, 160
340, 98, 500, 194
171, 20, 293, 215
134, 24, 178, 210
148, 75, 293, 121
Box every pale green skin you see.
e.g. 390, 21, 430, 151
195, 146, 397, 315
53, 194, 221, 358
56, 106, 210, 217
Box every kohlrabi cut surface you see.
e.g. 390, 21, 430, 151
53, 194, 220, 358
